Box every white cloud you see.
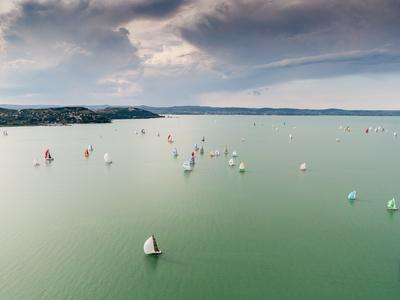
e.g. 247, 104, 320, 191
52, 41, 92, 57
0, 58, 36, 71
98, 69, 142, 97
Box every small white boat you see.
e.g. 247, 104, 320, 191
182, 160, 192, 171
215, 150, 220, 156
143, 235, 162, 255
33, 159, 40, 167
104, 153, 112, 164
172, 148, 178, 157
348, 190, 357, 200
209, 151, 215, 157
228, 158, 235, 166
289, 134, 293, 141
88, 144, 94, 152
299, 162, 307, 171
336, 138, 341, 142
232, 151, 238, 158
239, 162, 245, 172
241, 138, 246, 142
394, 132, 397, 137
387, 198, 398, 211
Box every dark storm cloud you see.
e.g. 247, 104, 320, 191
180, 0, 400, 69
0, 0, 186, 102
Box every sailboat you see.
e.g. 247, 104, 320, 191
193, 144, 199, 151
190, 152, 196, 165
3, 130, 8, 136
289, 134, 293, 141
387, 198, 398, 211
104, 153, 112, 164
215, 150, 220, 156
44, 149, 54, 161
394, 132, 397, 137
228, 158, 235, 166
224, 146, 228, 155
167, 134, 174, 143
200, 145, 204, 155
33, 159, 40, 167
299, 162, 306, 171
88, 144, 94, 152
143, 235, 162, 255
239, 162, 246, 172
232, 151, 238, 157
336, 138, 341, 142
84, 148, 89, 157
172, 148, 178, 157
201, 136, 205, 142
209, 151, 215, 157
182, 160, 192, 171
348, 190, 357, 200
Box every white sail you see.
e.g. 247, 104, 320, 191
229, 158, 235, 166
215, 150, 220, 156
289, 134, 293, 141
299, 162, 307, 171
104, 153, 112, 164
183, 161, 192, 171
387, 198, 398, 210
232, 151, 238, 157
394, 132, 398, 137
172, 148, 178, 157
143, 236, 162, 255
88, 144, 94, 152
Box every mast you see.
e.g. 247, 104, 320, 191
152, 235, 160, 253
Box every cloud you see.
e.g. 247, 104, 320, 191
180, 0, 400, 67
252, 49, 400, 70
1, 0, 400, 107
0, 0, 186, 103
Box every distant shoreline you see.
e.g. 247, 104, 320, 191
139, 106, 400, 117
2, 104, 400, 117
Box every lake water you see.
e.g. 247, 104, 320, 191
1, 116, 400, 300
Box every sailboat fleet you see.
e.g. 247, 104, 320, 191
24, 121, 400, 257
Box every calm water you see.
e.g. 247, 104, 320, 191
1, 116, 400, 300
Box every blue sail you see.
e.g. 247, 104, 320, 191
348, 191, 357, 200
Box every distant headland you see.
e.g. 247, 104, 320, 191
0, 106, 162, 126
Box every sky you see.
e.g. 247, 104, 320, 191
0, 0, 400, 109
